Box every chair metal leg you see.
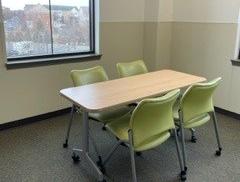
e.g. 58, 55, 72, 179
102, 141, 122, 166
102, 125, 107, 131
190, 128, 197, 143
179, 110, 187, 172
211, 111, 222, 156
129, 130, 137, 182
63, 105, 75, 148
173, 129, 186, 181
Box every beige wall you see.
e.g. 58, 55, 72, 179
0, 0, 146, 124
144, 0, 173, 22
144, 0, 240, 113
171, 0, 240, 113
0, 0, 175, 124
0, 22, 145, 124
143, 0, 173, 70
2, 0, 240, 124
143, 22, 172, 70
173, 0, 240, 23
171, 23, 238, 111
100, 0, 145, 22
98, 0, 240, 114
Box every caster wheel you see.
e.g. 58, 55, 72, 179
215, 149, 222, 156
180, 175, 186, 181
98, 180, 106, 182
63, 140, 68, 148
180, 170, 186, 176
63, 143, 68, 148
102, 126, 106, 131
180, 171, 186, 181
184, 166, 188, 172
136, 152, 142, 156
191, 136, 197, 143
72, 153, 80, 163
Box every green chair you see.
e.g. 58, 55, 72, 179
173, 96, 198, 143
63, 66, 131, 148
175, 77, 222, 173
116, 60, 148, 78
117, 60, 148, 108
102, 89, 186, 181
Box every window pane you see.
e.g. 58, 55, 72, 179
2, 0, 52, 58
51, 0, 90, 54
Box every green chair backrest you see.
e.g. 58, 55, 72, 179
130, 89, 180, 150
180, 77, 222, 123
116, 60, 148, 78
71, 66, 109, 87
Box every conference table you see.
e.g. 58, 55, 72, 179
60, 69, 206, 181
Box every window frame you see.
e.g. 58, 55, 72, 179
2, 0, 96, 63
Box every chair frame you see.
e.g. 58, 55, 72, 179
63, 104, 103, 148
101, 127, 186, 181
63, 104, 104, 167
178, 109, 223, 173
102, 89, 187, 181
177, 78, 223, 173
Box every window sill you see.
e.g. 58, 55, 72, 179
6, 54, 102, 69
231, 59, 240, 66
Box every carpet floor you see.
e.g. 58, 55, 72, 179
0, 112, 239, 182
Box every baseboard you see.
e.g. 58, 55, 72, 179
215, 107, 240, 120
0, 107, 71, 131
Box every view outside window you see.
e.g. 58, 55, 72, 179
1, 0, 91, 59
51, 0, 90, 54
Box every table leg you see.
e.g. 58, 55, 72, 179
73, 111, 104, 181
82, 111, 89, 153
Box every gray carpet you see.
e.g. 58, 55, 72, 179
0, 112, 239, 182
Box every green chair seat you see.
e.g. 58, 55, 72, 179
107, 114, 171, 151
183, 113, 210, 128
175, 112, 210, 129
134, 131, 170, 152
106, 113, 131, 141
173, 104, 210, 129
89, 106, 131, 124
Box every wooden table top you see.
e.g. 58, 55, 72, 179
60, 69, 206, 112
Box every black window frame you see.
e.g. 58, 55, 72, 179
3, 0, 96, 62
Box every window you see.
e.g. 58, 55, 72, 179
1, 0, 95, 62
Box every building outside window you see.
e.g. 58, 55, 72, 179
1, 0, 95, 62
